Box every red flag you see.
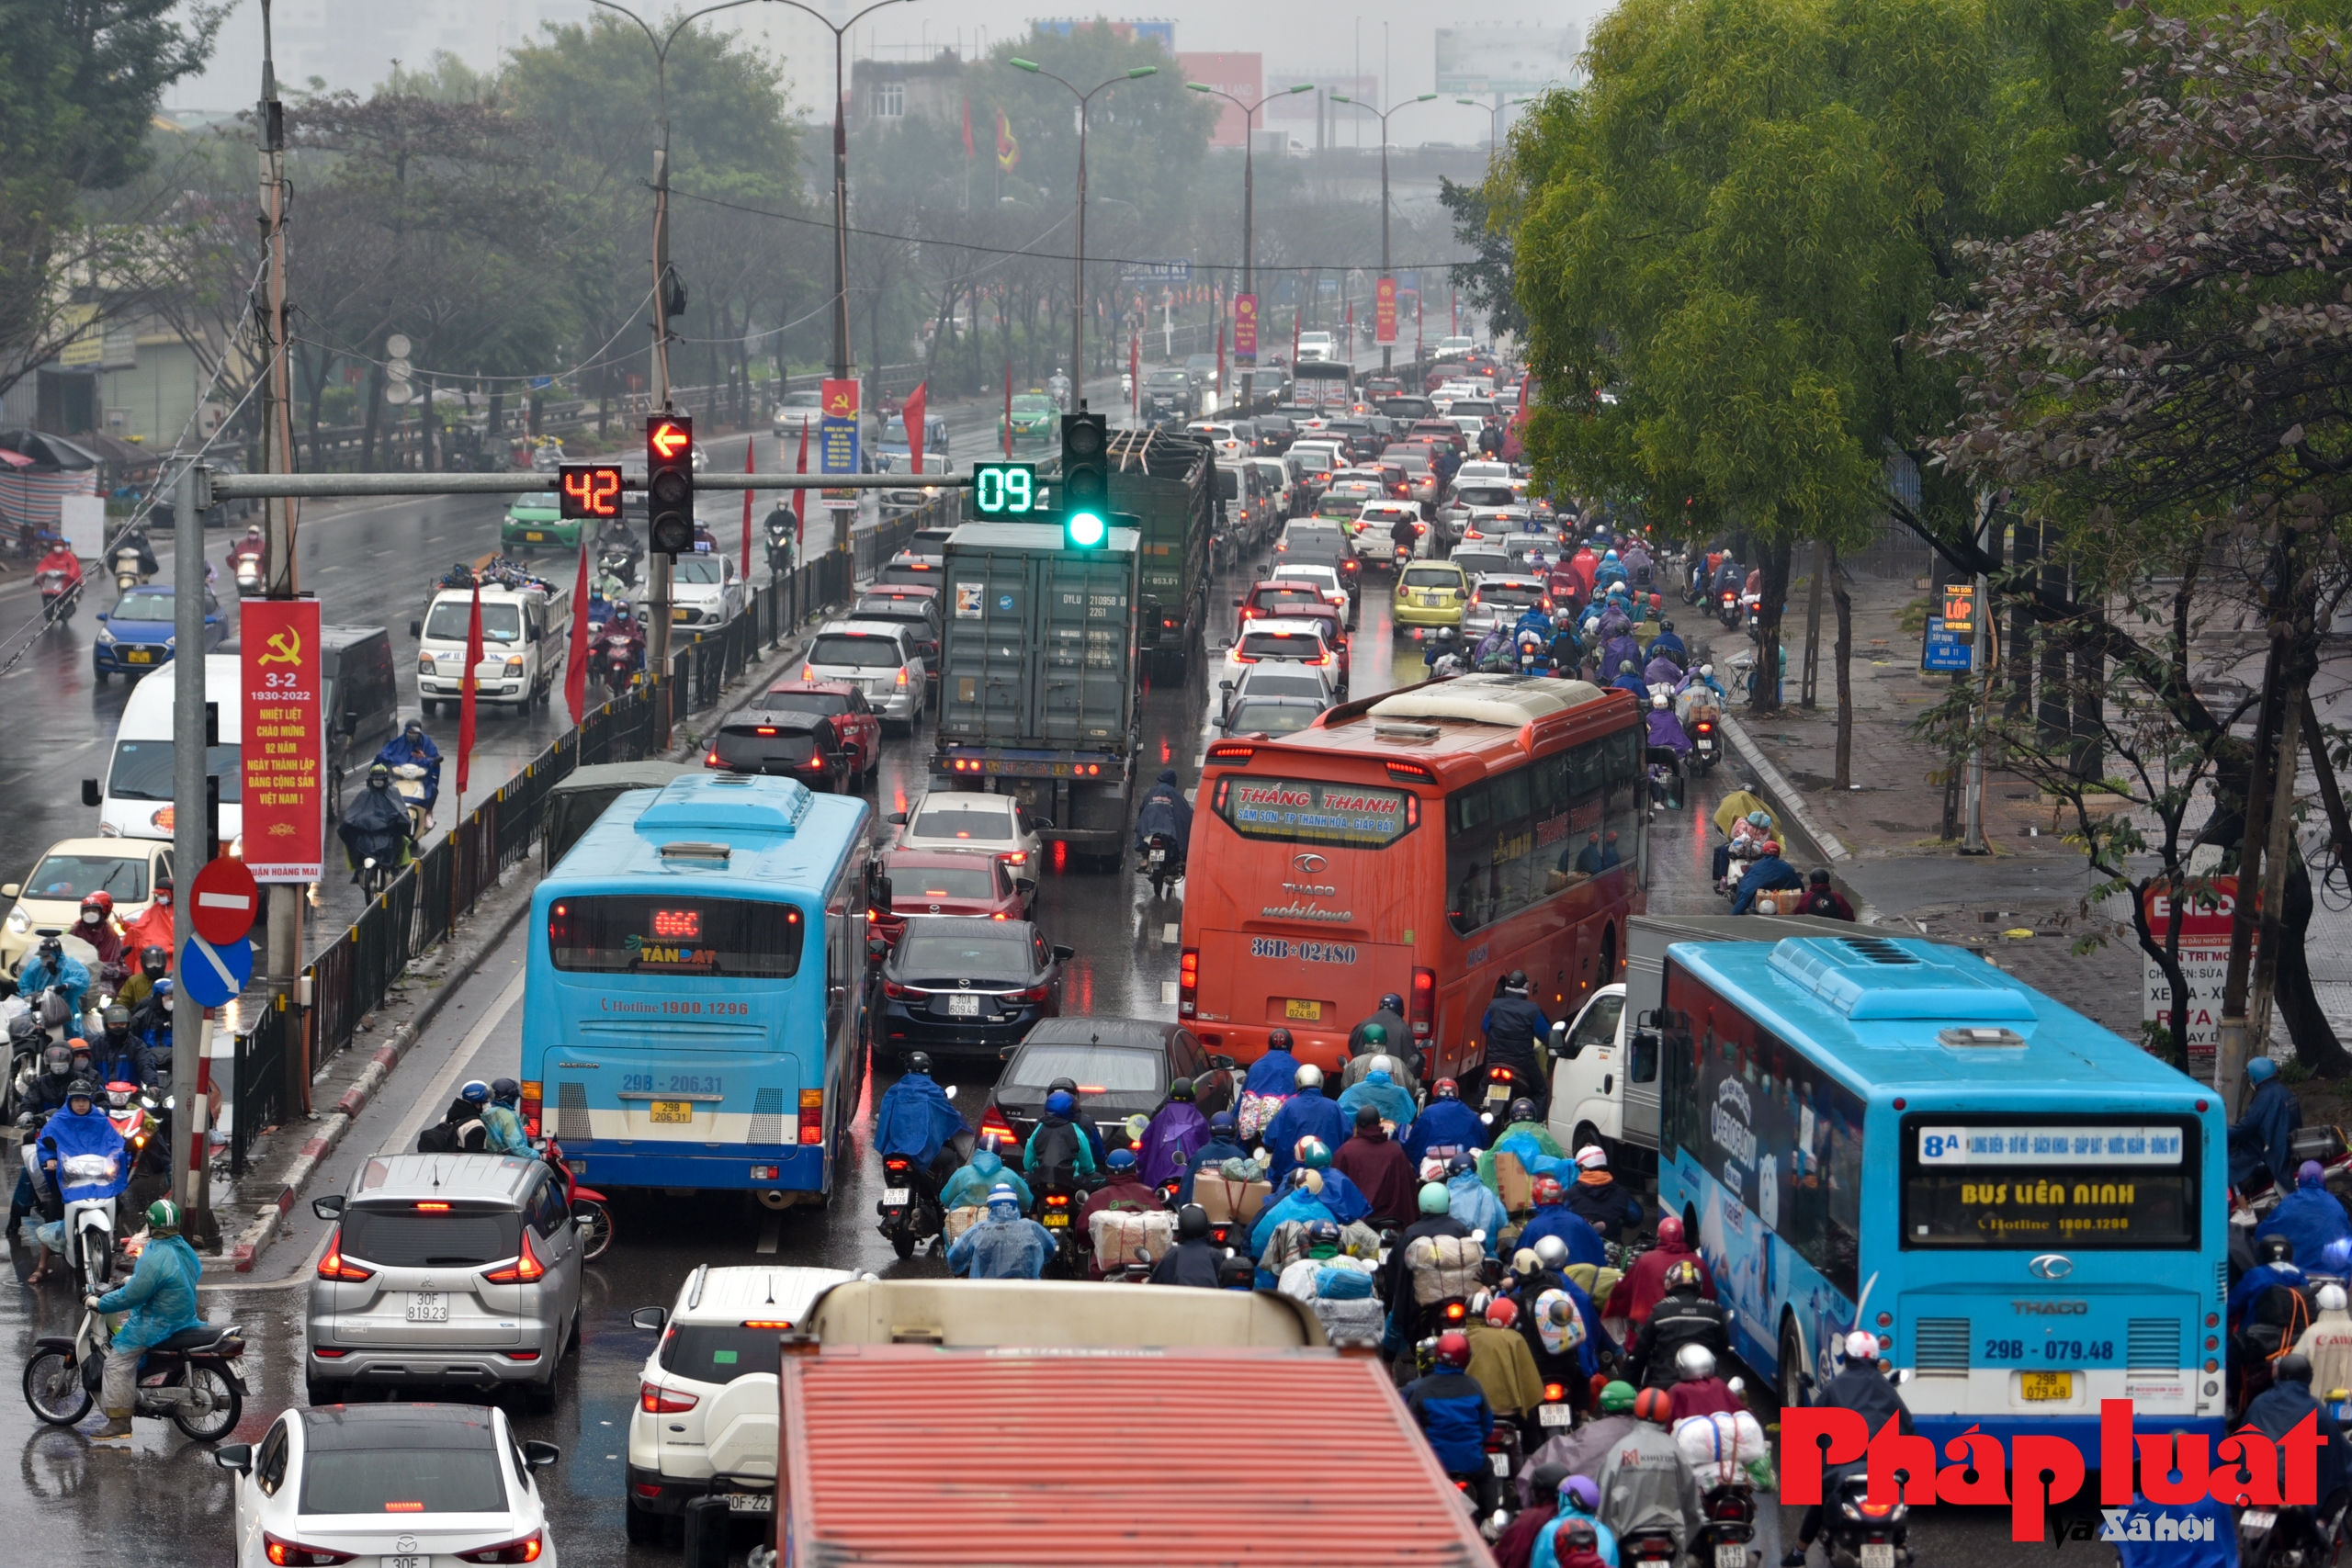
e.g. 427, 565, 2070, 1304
793, 421, 809, 547
1417, 291, 1424, 363
1002, 361, 1012, 457
457, 579, 483, 795
738, 434, 757, 582
902, 381, 927, 477
564, 536, 590, 719
1292, 307, 1300, 364
1215, 321, 1225, 407
962, 97, 974, 158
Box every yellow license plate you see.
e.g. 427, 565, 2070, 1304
126, 650, 153, 663
673, 607, 691, 623
1043, 1211, 1069, 1228
2020, 1371, 2073, 1402
1284, 998, 1322, 1021
524, 531, 545, 541
649, 1100, 694, 1124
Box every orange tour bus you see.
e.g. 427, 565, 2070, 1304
1178, 673, 1647, 1085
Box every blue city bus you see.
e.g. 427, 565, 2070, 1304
521, 773, 872, 1205
1656, 932, 2225, 1459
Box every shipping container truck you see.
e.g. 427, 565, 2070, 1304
1105, 427, 1214, 680
932, 522, 1141, 857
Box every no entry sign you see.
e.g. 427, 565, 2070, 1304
187, 856, 260, 945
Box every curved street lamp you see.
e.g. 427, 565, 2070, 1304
1329, 91, 1440, 370
1008, 58, 1159, 384
1187, 80, 1313, 404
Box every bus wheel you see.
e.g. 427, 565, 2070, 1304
1778, 1317, 1808, 1411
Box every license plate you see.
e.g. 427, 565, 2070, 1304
2243, 1510, 2278, 1531
404, 1292, 447, 1324
1148, 850, 1166, 865
673, 607, 690, 623
1488, 1451, 1510, 1477
1486, 1081, 1512, 1103
882, 1187, 910, 1205
2020, 1371, 2073, 1402
524, 531, 545, 542
1716, 1547, 1749, 1568
1043, 1211, 1069, 1228
384, 1557, 426, 1568
649, 1100, 694, 1124
126, 650, 153, 663
1539, 1404, 1575, 1427
1860, 1546, 1895, 1568
1284, 998, 1321, 1021
947, 993, 980, 1017
726, 1494, 774, 1514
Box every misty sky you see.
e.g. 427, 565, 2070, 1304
172, 0, 1600, 141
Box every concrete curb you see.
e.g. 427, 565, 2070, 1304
1713, 711, 1888, 926
209, 879, 537, 1276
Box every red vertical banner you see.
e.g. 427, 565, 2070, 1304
1215, 321, 1225, 405
1416, 293, 1424, 363
239, 597, 324, 883
740, 435, 754, 580
793, 422, 809, 547
1292, 307, 1301, 364
1345, 299, 1353, 353
902, 381, 928, 476
564, 538, 590, 719
1233, 293, 1258, 362
1374, 276, 1398, 345
457, 581, 483, 795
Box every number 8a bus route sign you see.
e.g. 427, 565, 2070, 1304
240, 598, 324, 882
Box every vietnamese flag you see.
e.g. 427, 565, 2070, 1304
741, 435, 754, 579
793, 421, 809, 547
962, 97, 975, 158
902, 381, 928, 477
457, 579, 483, 795
563, 536, 590, 719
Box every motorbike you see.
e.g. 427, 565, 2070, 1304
56, 1164, 119, 1295
112, 547, 151, 594
1621, 1529, 1684, 1566
541, 1136, 612, 1262
598, 546, 639, 591
1647, 750, 1686, 810
1036, 1177, 1096, 1278
1142, 832, 1183, 899
37, 568, 79, 622
876, 1094, 963, 1261
232, 555, 264, 598
764, 521, 795, 581
1478, 1063, 1521, 1124
22, 1302, 247, 1441
102, 1084, 167, 1179
1393, 541, 1413, 572
601, 632, 643, 694
530, 438, 566, 473
1689, 709, 1722, 774
390, 762, 434, 838
1458, 1422, 1522, 1540
1716, 587, 1739, 628
1695, 1477, 1759, 1568
1824, 1472, 1909, 1568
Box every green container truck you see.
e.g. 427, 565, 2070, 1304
931, 523, 1141, 859
1106, 428, 1213, 680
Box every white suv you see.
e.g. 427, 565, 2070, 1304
625, 1265, 851, 1543
803, 620, 927, 731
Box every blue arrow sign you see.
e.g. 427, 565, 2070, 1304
178, 933, 254, 1009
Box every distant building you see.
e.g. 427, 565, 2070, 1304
847, 50, 965, 132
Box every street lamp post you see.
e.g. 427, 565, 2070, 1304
1186, 80, 1313, 410
1329, 91, 1438, 372
1008, 58, 1158, 390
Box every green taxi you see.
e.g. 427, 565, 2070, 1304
500, 495, 581, 553
1392, 558, 1470, 637
1001, 391, 1057, 450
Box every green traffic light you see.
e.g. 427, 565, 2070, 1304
1067, 511, 1108, 548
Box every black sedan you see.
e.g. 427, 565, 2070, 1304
977, 1017, 1239, 1156
705, 718, 854, 794
873, 918, 1071, 1060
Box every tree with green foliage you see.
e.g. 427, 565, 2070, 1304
1436, 175, 1521, 341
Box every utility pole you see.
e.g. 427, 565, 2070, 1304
1010, 59, 1159, 396
1331, 91, 1439, 374
1188, 81, 1315, 410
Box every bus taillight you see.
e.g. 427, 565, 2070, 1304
798, 1089, 824, 1145
521, 1080, 541, 1136
1179, 948, 1199, 1020
1411, 967, 1435, 1041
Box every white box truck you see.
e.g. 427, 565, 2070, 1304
412, 581, 571, 716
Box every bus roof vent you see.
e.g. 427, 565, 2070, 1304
1939, 1026, 2028, 1048
1367, 673, 1603, 728
636, 773, 810, 837
657, 840, 733, 862
1768, 937, 2038, 1022
1373, 721, 1442, 743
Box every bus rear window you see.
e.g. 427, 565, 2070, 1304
1216, 774, 1414, 849
547, 896, 805, 976
1901, 1120, 2199, 1251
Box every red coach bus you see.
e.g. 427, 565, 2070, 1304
1178, 673, 1647, 1079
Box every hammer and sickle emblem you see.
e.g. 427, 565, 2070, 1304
258, 627, 302, 667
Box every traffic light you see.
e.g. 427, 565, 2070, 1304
1060, 412, 1109, 549
646, 412, 695, 558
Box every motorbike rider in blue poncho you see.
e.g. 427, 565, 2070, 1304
2232, 1055, 2303, 1192
1445, 1154, 1510, 1256
1244, 1030, 1304, 1099
2256, 1160, 2352, 1274
1519, 1176, 1611, 1269
1646, 621, 1687, 666
1290, 1136, 1372, 1224
1177, 1112, 1250, 1206
1404, 1078, 1488, 1166
1337, 1048, 1417, 1138
1262, 1064, 1348, 1187
87, 1196, 204, 1444
946, 1184, 1055, 1280
1132, 769, 1193, 858
17, 936, 90, 1035
874, 1053, 966, 1176
31, 1079, 128, 1282
375, 718, 444, 811
1250, 1168, 1340, 1264
940, 1137, 1031, 1213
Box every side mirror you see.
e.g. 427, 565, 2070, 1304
1218, 680, 1234, 693
944, 1085, 958, 1100
1548, 1020, 1573, 1058
522, 1440, 560, 1469
1031, 817, 1056, 831
96, 612, 107, 623
1052, 944, 1075, 963
311, 1194, 345, 1221
81, 780, 101, 808
408, 620, 422, 637
630, 1306, 667, 1332
214, 1443, 253, 1474
875, 877, 893, 911
0, 886, 16, 899
886, 810, 908, 826
866, 936, 888, 960
1015, 877, 1036, 897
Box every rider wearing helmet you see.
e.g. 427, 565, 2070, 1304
1606, 1212, 1713, 1330
2256, 1158, 2352, 1274
2295, 1281, 2352, 1400
1646, 617, 1686, 666
1149, 1201, 1224, 1287
75, 891, 127, 979
1667, 1342, 1745, 1422
1519, 1172, 1610, 1269
1563, 1143, 1644, 1245
1136, 1076, 1210, 1190
1465, 1293, 1547, 1431
479, 1077, 533, 1157
1337, 1044, 1417, 1134
1628, 1258, 1732, 1390
1443, 1151, 1509, 1257
89, 1003, 153, 1089
1177, 1111, 1250, 1206
2248, 1350, 2352, 1518
1023, 1088, 1100, 1189
1403, 1328, 1498, 1493
942, 1131, 1033, 1213
375, 717, 444, 810
1781, 1334, 1916, 1566
117, 943, 170, 1012
17, 933, 91, 1035
1332, 1101, 1418, 1224
1598, 1382, 1707, 1559
33, 1077, 127, 1285
338, 761, 415, 880
1263, 1060, 1348, 1187
874, 1051, 965, 1180
1404, 1075, 1487, 1167
1479, 970, 1553, 1120
86, 1196, 205, 1445
1244, 1027, 1305, 1099
1077, 1146, 1166, 1276
1350, 992, 1409, 1057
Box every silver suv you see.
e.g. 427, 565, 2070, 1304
306, 1154, 587, 1412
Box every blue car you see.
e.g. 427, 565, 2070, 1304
94, 585, 231, 681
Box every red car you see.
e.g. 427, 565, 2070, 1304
1235, 579, 1331, 637
754, 680, 881, 784
866, 848, 1030, 964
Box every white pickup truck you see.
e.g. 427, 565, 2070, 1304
412, 581, 571, 716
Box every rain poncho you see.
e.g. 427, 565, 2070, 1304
2246, 1377, 2352, 1508
1530, 1501, 1620, 1568
2255, 1168, 2352, 1273
1711, 791, 1776, 843
339, 781, 413, 870
40, 1103, 128, 1202
1149, 1235, 1223, 1287
1448, 1168, 1510, 1255
1331, 1123, 1419, 1223
1645, 707, 1690, 755
1133, 769, 1193, 853
1520, 1204, 1610, 1269
1136, 1098, 1210, 1188
946, 1195, 1056, 1280
1250, 1176, 1339, 1263
873, 1072, 966, 1168
2294, 1298, 2352, 1398
1732, 855, 1803, 915
1593, 553, 1627, 592
1337, 1069, 1416, 1135
1643, 653, 1684, 687
1466, 1320, 1547, 1418
1646, 627, 1685, 664
1404, 1098, 1488, 1164
941, 1147, 1030, 1213
2235, 1075, 2303, 1190
1595, 1421, 1706, 1554
16, 949, 90, 1024
1243, 1047, 1303, 1098
375, 732, 444, 805
95, 1230, 202, 1355
1601, 632, 1644, 676
1480, 1124, 1569, 1193
1262, 1092, 1348, 1186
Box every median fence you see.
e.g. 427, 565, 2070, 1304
225, 492, 948, 1174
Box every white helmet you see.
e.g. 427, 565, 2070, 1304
1295, 1063, 1324, 1091
1368, 1054, 1396, 1077
1844, 1330, 1881, 1364
1651, 692, 1668, 709
1675, 1343, 1718, 1382
2322, 1284, 2348, 1313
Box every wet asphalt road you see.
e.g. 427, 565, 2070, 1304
0, 479, 2052, 1560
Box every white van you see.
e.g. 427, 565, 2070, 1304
82, 654, 243, 847
413, 582, 571, 716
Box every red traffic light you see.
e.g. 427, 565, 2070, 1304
649, 421, 692, 460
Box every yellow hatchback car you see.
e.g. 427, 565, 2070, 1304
1392, 559, 1469, 637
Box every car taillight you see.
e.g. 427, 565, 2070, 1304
802, 662, 815, 680
317, 1228, 375, 1283
705, 750, 722, 767
897, 667, 909, 688
1179, 946, 1199, 1019
979, 1109, 1016, 1145
639, 1381, 700, 1414
1411, 966, 1435, 1040
882, 977, 911, 999
456, 1533, 545, 1564
266, 1536, 356, 1566
481, 1229, 546, 1284
1003, 849, 1028, 864
799, 1088, 824, 1145
1012, 984, 1050, 1004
